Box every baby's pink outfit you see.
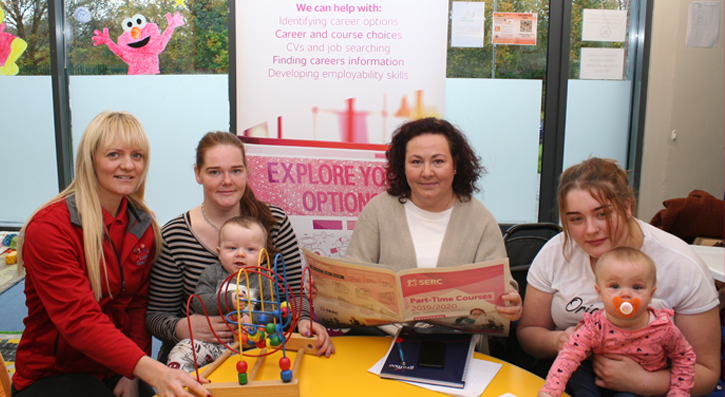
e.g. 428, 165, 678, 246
541, 307, 695, 397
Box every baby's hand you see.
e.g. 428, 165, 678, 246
231, 292, 247, 310
538, 392, 555, 397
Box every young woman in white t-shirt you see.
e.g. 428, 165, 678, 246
517, 157, 720, 397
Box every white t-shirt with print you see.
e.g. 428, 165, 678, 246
527, 219, 718, 330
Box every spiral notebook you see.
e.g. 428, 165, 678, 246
379, 326, 475, 388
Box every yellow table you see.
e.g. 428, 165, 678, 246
202, 336, 551, 396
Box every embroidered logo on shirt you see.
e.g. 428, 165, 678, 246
133, 244, 149, 266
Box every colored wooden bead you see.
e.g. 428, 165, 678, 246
241, 332, 249, 345
256, 339, 267, 348
248, 331, 262, 343
258, 314, 269, 324
269, 335, 281, 347
265, 322, 276, 334
238, 372, 248, 385
236, 360, 248, 374
279, 357, 291, 370
280, 369, 293, 382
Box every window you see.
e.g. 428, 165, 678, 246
66, 0, 229, 75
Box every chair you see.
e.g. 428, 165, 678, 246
490, 223, 562, 371
503, 223, 562, 301
0, 353, 11, 397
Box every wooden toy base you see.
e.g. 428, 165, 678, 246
191, 333, 318, 397
199, 379, 300, 397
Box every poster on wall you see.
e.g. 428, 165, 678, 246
579, 47, 624, 80
245, 144, 387, 259
451, 2, 485, 48
581, 9, 627, 42
686, 1, 720, 48
236, 0, 449, 145
492, 12, 537, 45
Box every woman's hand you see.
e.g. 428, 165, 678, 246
555, 325, 578, 352
154, 367, 210, 397
495, 290, 523, 321
113, 377, 139, 397
297, 319, 335, 357
175, 314, 235, 345
134, 356, 210, 397
592, 354, 669, 395
305, 279, 318, 300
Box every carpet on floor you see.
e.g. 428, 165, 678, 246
0, 332, 21, 375
0, 261, 23, 296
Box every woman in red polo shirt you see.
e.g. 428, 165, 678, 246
13, 111, 210, 397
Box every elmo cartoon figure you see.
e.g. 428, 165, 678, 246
93, 12, 184, 75
0, 8, 27, 76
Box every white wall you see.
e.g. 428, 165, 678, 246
639, 1, 725, 221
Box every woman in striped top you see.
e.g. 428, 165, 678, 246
146, 132, 333, 362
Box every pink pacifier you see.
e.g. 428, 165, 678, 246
613, 297, 640, 317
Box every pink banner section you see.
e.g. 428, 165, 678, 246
247, 155, 387, 217
313, 220, 343, 230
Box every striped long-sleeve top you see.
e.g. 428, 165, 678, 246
145, 204, 304, 361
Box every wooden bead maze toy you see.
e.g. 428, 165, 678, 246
186, 250, 317, 397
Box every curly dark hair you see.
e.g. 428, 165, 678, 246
385, 118, 484, 202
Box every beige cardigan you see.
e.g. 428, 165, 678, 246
345, 192, 508, 270
344, 193, 514, 353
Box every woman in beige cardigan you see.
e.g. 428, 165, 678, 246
344, 118, 521, 351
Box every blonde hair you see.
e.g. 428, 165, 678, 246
595, 246, 657, 285
18, 111, 162, 300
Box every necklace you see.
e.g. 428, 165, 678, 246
201, 203, 220, 231
201, 203, 241, 231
